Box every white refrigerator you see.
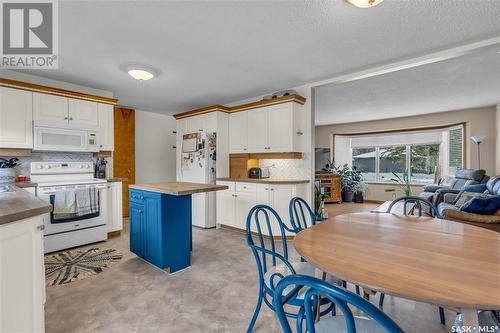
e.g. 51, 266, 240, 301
178, 132, 217, 228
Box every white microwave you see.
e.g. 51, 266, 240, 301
34, 126, 99, 152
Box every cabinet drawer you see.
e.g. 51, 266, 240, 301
236, 182, 257, 193
130, 190, 145, 203
216, 181, 235, 192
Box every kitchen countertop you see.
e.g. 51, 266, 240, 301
0, 185, 52, 226
129, 182, 229, 196
106, 178, 128, 182
14, 181, 38, 188
216, 177, 310, 184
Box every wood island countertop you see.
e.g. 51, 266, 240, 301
129, 182, 229, 196
0, 185, 52, 226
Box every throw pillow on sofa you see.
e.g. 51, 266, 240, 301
452, 184, 488, 205
454, 190, 489, 208
460, 196, 500, 215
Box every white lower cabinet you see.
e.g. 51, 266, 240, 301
0, 214, 47, 333
107, 182, 123, 233
216, 181, 304, 236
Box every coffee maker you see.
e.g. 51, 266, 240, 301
94, 158, 107, 179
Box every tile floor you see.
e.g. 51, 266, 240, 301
45, 202, 451, 333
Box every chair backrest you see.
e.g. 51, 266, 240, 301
449, 169, 486, 190
273, 275, 404, 333
246, 205, 295, 288
386, 196, 442, 218
289, 197, 316, 233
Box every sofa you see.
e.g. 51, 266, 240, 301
438, 176, 500, 232
419, 169, 488, 206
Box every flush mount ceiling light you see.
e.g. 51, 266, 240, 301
127, 65, 155, 81
346, 0, 384, 8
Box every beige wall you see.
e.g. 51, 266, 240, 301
316, 106, 498, 176
497, 105, 500, 174
315, 106, 498, 201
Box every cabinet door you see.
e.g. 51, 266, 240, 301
0, 87, 33, 148
235, 191, 256, 230
98, 103, 114, 151
0, 215, 46, 333
269, 185, 296, 234
203, 112, 218, 132
129, 202, 144, 257
216, 190, 235, 227
186, 115, 204, 133
247, 107, 268, 152
68, 99, 98, 127
176, 118, 187, 136
33, 92, 68, 125
143, 194, 163, 267
107, 182, 123, 232
268, 104, 293, 152
229, 111, 248, 153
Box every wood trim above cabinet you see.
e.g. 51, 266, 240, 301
0, 78, 118, 105
173, 94, 306, 119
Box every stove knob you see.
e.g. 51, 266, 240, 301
37, 165, 43, 169
86, 165, 91, 169
78, 165, 84, 169
46, 165, 51, 169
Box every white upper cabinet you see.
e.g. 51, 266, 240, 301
203, 112, 218, 132
0, 87, 33, 149
247, 107, 269, 153
229, 111, 248, 153
229, 102, 302, 154
68, 99, 98, 128
33, 93, 68, 126
98, 103, 114, 151
186, 115, 204, 133
268, 104, 294, 152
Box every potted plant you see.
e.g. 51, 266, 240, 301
353, 180, 368, 203
332, 164, 360, 203
384, 170, 412, 197
0, 158, 19, 183
314, 183, 326, 220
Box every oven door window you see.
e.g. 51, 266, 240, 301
49, 193, 100, 223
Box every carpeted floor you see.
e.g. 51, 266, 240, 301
45, 203, 451, 333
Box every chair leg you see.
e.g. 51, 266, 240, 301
296, 305, 305, 333
379, 293, 385, 307
355, 285, 360, 295
439, 307, 446, 325
247, 287, 264, 333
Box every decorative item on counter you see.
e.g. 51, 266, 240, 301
17, 175, 27, 182
0, 158, 19, 183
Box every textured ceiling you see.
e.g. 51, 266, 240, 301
315, 47, 500, 125
18, 0, 500, 113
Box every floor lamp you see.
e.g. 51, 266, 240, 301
471, 135, 486, 169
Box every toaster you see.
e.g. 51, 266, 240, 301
248, 167, 270, 179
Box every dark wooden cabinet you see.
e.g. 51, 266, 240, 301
315, 173, 342, 203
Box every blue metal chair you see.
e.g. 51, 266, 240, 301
246, 204, 334, 333
384, 195, 446, 325
273, 274, 405, 333
288, 197, 316, 233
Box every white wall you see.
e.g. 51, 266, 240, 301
135, 111, 177, 183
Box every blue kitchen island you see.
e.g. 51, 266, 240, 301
128, 182, 228, 273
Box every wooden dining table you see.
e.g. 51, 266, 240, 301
294, 212, 500, 328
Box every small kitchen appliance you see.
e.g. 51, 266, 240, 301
95, 157, 107, 179
248, 167, 270, 179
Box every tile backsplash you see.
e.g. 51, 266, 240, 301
259, 156, 311, 180
1, 152, 112, 179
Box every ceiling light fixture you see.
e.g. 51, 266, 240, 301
346, 0, 384, 8
127, 65, 155, 81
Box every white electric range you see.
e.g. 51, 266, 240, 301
31, 162, 108, 253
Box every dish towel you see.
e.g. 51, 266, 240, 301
53, 189, 77, 215
75, 187, 99, 216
